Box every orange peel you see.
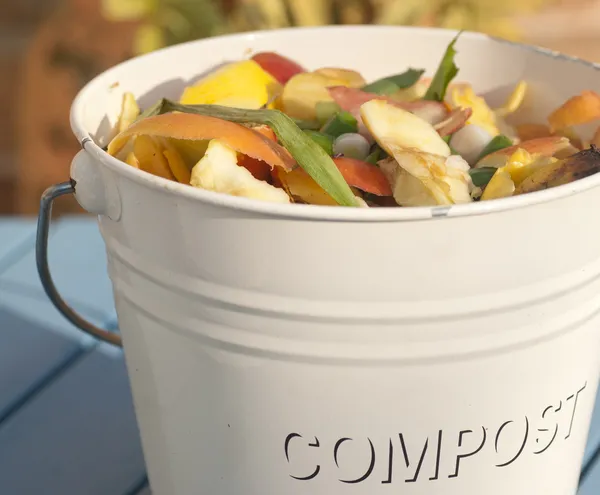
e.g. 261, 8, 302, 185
548, 90, 600, 132
107, 113, 296, 172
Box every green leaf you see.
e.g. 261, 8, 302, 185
365, 148, 380, 165
321, 111, 358, 138
155, 99, 359, 206
361, 79, 399, 96
136, 99, 168, 122
475, 135, 513, 162
293, 118, 321, 130
423, 32, 461, 102
363, 68, 425, 95
365, 144, 387, 165
469, 167, 497, 188
362, 69, 425, 95
387, 69, 426, 88
303, 130, 334, 156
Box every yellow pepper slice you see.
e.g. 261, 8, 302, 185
116, 92, 141, 133
481, 168, 515, 200
481, 148, 556, 201
133, 135, 175, 180
162, 140, 192, 184
496, 81, 527, 117
125, 151, 140, 169
449, 85, 499, 136
180, 60, 282, 109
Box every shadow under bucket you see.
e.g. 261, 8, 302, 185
38, 26, 600, 495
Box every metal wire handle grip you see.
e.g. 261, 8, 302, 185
36, 181, 123, 347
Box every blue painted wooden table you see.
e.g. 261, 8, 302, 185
0, 214, 599, 495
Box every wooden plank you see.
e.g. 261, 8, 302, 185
0, 286, 105, 345
584, 382, 600, 467
578, 453, 600, 495
0, 305, 80, 421
0, 216, 116, 324
127, 477, 150, 495
0, 344, 146, 495
0, 217, 112, 420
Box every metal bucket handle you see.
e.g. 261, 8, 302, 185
36, 181, 123, 347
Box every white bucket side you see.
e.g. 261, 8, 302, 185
67, 26, 600, 494
114, 292, 600, 494
97, 169, 600, 494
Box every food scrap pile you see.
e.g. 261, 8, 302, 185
106, 34, 600, 208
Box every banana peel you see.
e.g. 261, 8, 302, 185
515, 146, 600, 195
360, 99, 451, 157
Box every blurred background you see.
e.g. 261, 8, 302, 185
1, 0, 599, 216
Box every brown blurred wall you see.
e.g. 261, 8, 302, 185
14, 0, 138, 216
0, 0, 60, 214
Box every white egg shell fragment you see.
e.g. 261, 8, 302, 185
450, 124, 494, 165
333, 133, 371, 160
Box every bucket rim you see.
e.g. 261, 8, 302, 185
71, 25, 600, 222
